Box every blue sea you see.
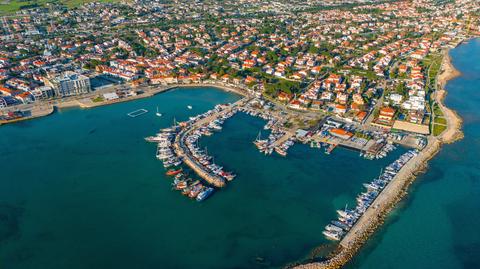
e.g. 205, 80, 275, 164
1, 38, 478, 269
347, 38, 480, 269
0, 86, 403, 268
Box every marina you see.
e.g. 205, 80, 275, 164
0, 85, 448, 269
145, 92, 426, 204
322, 150, 419, 241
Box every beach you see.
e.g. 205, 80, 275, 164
435, 52, 464, 143
292, 48, 465, 269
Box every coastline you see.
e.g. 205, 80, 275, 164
435, 51, 464, 143
0, 82, 247, 126
0, 49, 466, 268
291, 49, 465, 269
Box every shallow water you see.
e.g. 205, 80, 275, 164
347, 38, 480, 269
0, 86, 403, 268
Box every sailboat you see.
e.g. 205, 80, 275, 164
156, 106, 162, 117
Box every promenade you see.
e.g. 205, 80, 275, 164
0, 82, 248, 126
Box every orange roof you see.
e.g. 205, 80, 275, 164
0, 86, 13, 94
380, 107, 395, 114
17, 91, 31, 98
330, 128, 353, 137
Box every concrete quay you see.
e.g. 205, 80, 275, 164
293, 137, 441, 269
172, 97, 250, 188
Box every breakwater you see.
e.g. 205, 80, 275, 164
151, 97, 250, 189
293, 137, 442, 269
292, 47, 465, 269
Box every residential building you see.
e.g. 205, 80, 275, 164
49, 72, 91, 97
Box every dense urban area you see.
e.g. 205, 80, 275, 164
0, 0, 479, 267
0, 0, 477, 135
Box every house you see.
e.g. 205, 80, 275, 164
355, 111, 367, 122
0, 86, 15, 96
15, 92, 34, 103
335, 104, 347, 114
311, 100, 323, 110
278, 92, 293, 102
409, 110, 424, 124
0, 97, 7, 108
378, 107, 396, 123
288, 99, 302, 109
389, 93, 403, 105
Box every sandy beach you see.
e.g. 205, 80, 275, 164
292, 50, 465, 269
435, 51, 464, 143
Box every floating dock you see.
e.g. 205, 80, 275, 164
127, 109, 148, 117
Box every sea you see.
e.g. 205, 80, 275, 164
0, 38, 478, 269
346, 38, 480, 269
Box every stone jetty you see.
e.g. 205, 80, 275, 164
171, 97, 250, 188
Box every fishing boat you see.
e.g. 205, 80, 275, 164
196, 187, 214, 201
166, 168, 183, 176
156, 106, 162, 117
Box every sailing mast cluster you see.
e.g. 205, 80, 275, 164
145, 102, 243, 201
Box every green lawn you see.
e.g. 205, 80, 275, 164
0, 0, 122, 15
91, 96, 104, 103
434, 117, 447, 125
433, 124, 447, 136
433, 103, 444, 117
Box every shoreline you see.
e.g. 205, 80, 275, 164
291, 47, 465, 269
0, 82, 247, 126
435, 51, 464, 143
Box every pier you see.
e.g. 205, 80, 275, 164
171, 97, 251, 188
313, 136, 379, 154
293, 137, 441, 269
272, 130, 296, 147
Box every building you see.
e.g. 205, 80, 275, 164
329, 128, 353, 140
378, 107, 396, 123
0, 97, 7, 108
49, 71, 91, 97
15, 92, 34, 103
103, 92, 119, 101
31, 86, 54, 100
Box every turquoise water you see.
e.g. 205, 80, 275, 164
347, 38, 480, 269
0, 86, 403, 268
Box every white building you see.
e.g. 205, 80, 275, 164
0, 97, 7, 108
31, 86, 54, 100
389, 93, 403, 105
49, 71, 91, 97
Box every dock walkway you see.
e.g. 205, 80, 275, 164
294, 137, 440, 269
313, 136, 377, 153
172, 97, 250, 188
